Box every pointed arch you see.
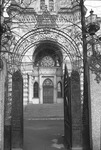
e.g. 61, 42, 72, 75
33, 82, 39, 98
40, 0, 45, 10
57, 81, 62, 98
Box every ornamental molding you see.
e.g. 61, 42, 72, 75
36, 6, 57, 28
7, 3, 37, 15
7, 3, 81, 28
13, 28, 81, 57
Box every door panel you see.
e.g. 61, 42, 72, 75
43, 86, 53, 103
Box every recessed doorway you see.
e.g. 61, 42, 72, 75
43, 78, 53, 103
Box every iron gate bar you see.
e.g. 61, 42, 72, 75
64, 64, 72, 148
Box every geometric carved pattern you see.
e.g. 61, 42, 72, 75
89, 54, 101, 83
41, 56, 55, 67
43, 78, 53, 86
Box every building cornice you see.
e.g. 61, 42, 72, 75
7, 3, 36, 15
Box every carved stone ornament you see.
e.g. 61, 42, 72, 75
89, 54, 101, 83
36, 5, 57, 29
0, 58, 3, 70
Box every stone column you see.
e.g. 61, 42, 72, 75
54, 75, 57, 103
70, 70, 82, 150
39, 74, 43, 104
0, 59, 7, 150
29, 75, 33, 103
46, 0, 48, 8
90, 71, 101, 150
11, 70, 23, 150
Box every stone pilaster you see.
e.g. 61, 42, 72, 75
39, 75, 43, 104
90, 71, 101, 150
29, 75, 33, 103
11, 70, 23, 150
54, 75, 57, 103
70, 70, 82, 150
0, 59, 7, 150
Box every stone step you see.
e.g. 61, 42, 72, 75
24, 103, 64, 119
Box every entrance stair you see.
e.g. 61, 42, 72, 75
24, 103, 64, 120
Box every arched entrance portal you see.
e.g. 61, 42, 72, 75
43, 79, 53, 103
3, 28, 83, 150
32, 42, 63, 104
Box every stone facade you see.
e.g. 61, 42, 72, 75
22, 66, 63, 105
8, 0, 82, 105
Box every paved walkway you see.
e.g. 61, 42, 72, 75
24, 119, 67, 150
24, 104, 64, 119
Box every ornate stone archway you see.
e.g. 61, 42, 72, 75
8, 28, 82, 71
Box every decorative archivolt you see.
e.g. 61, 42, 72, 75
12, 28, 82, 63
43, 78, 53, 86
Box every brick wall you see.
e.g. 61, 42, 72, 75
90, 71, 101, 150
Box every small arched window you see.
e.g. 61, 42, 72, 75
49, 0, 54, 11
33, 82, 39, 98
57, 82, 62, 98
40, 0, 45, 10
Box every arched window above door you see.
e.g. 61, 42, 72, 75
41, 56, 55, 67
33, 82, 39, 98
43, 78, 53, 86
57, 81, 62, 98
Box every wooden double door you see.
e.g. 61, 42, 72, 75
43, 79, 53, 103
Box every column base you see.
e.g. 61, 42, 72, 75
71, 147, 83, 150
12, 148, 23, 150
0, 141, 1, 150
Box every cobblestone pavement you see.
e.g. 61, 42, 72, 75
24, 119, 67, 150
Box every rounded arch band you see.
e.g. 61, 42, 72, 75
12, 28, 82, 68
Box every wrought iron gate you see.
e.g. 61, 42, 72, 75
64, 67, 82, 148
64, 65, 72, 148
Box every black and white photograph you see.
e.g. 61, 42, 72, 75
0, 0, 101, 150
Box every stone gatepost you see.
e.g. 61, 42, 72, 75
70, 70, 82, 150
12, 70, 23, 150
0, 58, 7, 150
90, 71, 101, 150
